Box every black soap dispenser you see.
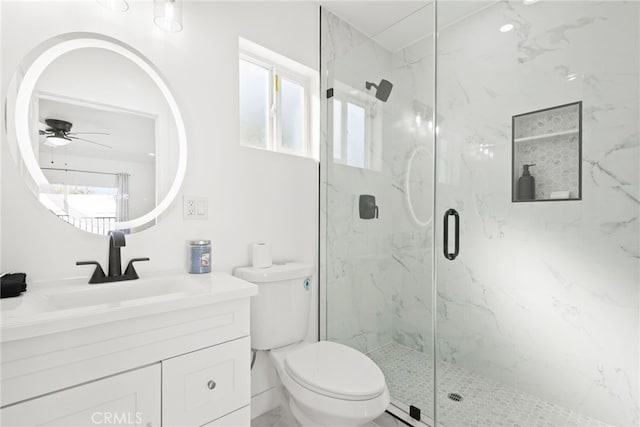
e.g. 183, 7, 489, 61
518, 164, 536, 201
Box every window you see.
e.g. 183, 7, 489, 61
346, 102, 366, 168
40, 183, 117, 235
239, 38, 316, 158
239, 59, 270, 148
331, 82, 382, 170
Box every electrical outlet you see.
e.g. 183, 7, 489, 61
184, 196, 208, 220
184, 199, 196, 217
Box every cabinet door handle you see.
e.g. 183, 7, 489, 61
207, 380, 216, 390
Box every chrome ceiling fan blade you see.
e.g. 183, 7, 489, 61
68, 136, 112, 149
69, 131, 111, 136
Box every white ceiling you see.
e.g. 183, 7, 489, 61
322, 1, 498, 52
373, 3, 433, 51
323, 1, 428, 44
34, 45, 171, 167
38, 97, 156, 165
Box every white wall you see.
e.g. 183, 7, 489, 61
1, 1, 319, 416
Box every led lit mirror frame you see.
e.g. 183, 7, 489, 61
11, 33, 187, 232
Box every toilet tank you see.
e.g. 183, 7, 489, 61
234, 262, 313, 350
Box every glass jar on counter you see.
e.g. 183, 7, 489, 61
189, 240, 211, 274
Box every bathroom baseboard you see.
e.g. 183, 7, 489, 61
250, 387, 280, 419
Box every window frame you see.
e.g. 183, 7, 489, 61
239, 51, 311, 157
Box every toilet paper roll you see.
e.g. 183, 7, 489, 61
252, 242, 272, 268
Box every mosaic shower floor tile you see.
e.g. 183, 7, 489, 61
367, 342, 611, 427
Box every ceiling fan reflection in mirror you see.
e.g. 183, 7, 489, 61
39, 118, 112, 149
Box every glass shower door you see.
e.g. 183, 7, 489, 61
320, 4, 437, 424
434, 1, 639, 426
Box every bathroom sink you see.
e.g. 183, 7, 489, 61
40, 277, 206, 310
1, 272, 257, 343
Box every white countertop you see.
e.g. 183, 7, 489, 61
1, 271, 257, 343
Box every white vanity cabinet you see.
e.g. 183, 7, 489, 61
0, 272, 257, 427
1, 338, 251, 427
162, 337, 250, 426
1, 364, 161, 427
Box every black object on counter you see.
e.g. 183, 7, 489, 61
1, 273, 27, 298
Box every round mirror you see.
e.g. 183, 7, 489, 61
405, 145, 433, 227
5, 33, 187, 235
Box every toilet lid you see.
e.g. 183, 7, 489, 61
284, 341, 386, 401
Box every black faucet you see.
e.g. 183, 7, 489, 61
108, 230, 126, 276
76, 231, 150, 284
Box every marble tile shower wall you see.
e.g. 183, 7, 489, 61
435, 2, 639, 426
515, 134, 580, 199
322, 9, 434, 355
323, 10, 395, 353
389, 39, 435, 353
323, 3, 638, 425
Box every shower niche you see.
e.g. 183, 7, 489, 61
512, 101, 582, 202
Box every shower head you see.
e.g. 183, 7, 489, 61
366, 79, 393, 102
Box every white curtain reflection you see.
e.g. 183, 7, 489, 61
115, 172, 130, 224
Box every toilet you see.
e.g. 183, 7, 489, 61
234, 263, 390, 427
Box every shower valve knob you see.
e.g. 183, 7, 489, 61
359, 195, 379, 219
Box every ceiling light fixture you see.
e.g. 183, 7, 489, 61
500, 23, 514, 33
44, 136, 71, 148
523, 0, 540, 5
96, 0, 129, 12
154, 0, 183, 33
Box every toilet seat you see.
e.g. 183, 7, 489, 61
269, 342, 390, 426
284, 341, 386, 401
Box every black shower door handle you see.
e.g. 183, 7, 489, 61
443, 209, 460, 260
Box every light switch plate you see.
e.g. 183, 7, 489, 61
183, 196, 208, 220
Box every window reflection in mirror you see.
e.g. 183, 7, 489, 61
331, 81, 382, 171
